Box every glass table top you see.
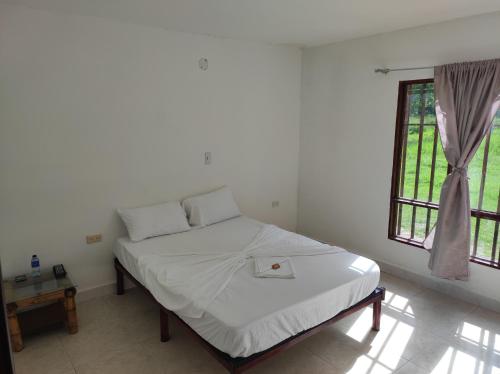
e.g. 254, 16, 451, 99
3, 271, 76, 304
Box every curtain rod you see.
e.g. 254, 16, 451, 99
374, 66, 434, 74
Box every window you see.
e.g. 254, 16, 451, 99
389, 79, 500, 268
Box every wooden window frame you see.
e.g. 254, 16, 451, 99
388, 79, 500, 269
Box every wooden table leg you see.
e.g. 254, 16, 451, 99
64, 288, 78, 334
6, 303, 23, 352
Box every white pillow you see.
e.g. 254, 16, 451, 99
182, 187, 241, 227
117, 201, 190, 242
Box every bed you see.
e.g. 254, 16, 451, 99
113, 216, 385, 373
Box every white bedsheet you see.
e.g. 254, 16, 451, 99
136, 224, 345, 318
114, 216, 380, 357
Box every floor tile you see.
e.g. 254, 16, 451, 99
140, 333, 224, 373
13, 330, 74, 374
12, 273, 500, 374
379, 273, 424, 299
301, 323, 409, 373
394, 361, 429, 374
74, 340, 165, 374
247, 343, 339, 374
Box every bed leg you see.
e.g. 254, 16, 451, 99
115, 261, 124, 296
372, 298, 382, 331
229, 365, 243, 374
160, 307, 170, 342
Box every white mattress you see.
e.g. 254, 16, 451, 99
114, 216, 380, 357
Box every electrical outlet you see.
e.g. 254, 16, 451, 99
272, 201, 280, 208
86, 234, 102, 244
204, 152, 212, 165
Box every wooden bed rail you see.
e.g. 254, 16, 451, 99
114, 258, 385, 374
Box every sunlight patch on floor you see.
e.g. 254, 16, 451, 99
341, 286, 500, 374
388, 294, 409, 311
431, 347, 484, 373
374, 321, 413, 369
491, 367, 500, 374
458, 322, 489, 347
346, 309, 374, 342
420, 320, 500, 373
344, 302, 414, 372
345, 355, 393, 374
382, 290, 414, 318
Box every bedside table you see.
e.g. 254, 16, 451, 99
3, 272, 78, 352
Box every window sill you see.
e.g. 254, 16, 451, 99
388, 235, 500, 270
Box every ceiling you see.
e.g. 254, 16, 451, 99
3, 0, 500, 46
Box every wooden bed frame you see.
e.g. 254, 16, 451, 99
114, 258, 385, 374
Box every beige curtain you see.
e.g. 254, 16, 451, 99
425, 59, 500, 280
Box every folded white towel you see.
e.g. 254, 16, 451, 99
254, 257, 295, 279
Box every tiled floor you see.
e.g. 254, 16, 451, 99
13, 272, 500, 373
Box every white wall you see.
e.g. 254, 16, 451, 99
0, 4, 301, 292
299, 12, 500, 302
2, 3, 499, 303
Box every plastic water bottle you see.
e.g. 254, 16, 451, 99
31, 255, 41, 277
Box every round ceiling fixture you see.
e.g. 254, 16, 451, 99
199, 58, 208, 71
